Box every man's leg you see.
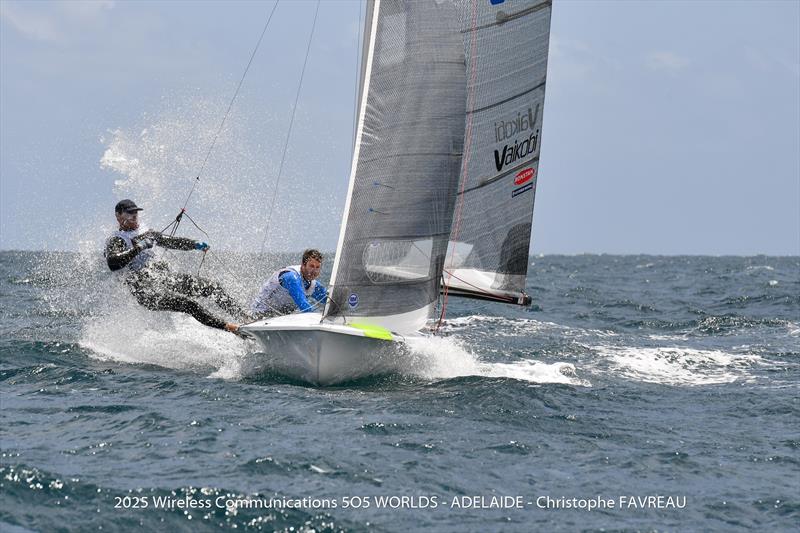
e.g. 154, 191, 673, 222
134, 289, 228, 330
166, 274, 249, 319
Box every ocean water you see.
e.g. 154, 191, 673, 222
1, 251, 798, 532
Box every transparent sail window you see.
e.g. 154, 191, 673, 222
363, 239, 433, 283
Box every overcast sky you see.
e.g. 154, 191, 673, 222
1, 0, 798, 255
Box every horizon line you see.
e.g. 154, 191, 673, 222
0, 248, 798, 258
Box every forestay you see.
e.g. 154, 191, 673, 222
445, 0, 552, 304
325, 0, 467, 332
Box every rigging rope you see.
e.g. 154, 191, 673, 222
259, 0, 321, 254
436, 0, 479, 333
352, 0, 364, 154
166, 0, 281, 239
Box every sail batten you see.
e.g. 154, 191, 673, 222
467, 80, 546, 115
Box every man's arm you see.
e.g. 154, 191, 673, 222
146, 231, 198, 251
133, 230, 198, 251
105, 236, 141, 271
279, 271, 315, 312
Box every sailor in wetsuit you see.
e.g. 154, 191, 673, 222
251, 249, 327, 318
104, 199, 245, 334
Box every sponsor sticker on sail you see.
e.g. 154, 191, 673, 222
511, 183, 534, 198
515, 167, 535, 186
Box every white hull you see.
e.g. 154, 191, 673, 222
240, 313, 410, 386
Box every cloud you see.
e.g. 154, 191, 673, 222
550, 36, 621, 82
0, 0, 114, 43
60, 0, 115, 20
0, 2, 61, 41
645, 51, 689, 72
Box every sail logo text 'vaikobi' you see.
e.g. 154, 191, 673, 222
493, 103, 541, 172
493, 130, 540, 172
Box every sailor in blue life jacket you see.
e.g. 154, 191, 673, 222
251, 249, 328, 317
104, 199, 247, 334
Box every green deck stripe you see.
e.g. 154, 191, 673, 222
349, 323, 394, 341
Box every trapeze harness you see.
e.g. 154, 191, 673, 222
104, 229, 158, 272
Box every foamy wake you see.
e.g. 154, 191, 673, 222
442, 315, 619, 339
442, 315, 562, 337
445, 315, 774, 387
403, 335, 591, 386
590, 345, 767, 386
209, 334, 592, 386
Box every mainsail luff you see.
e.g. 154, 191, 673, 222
326, 0, 379, 312
325, 0, 468, 331
444, 0, 552, 305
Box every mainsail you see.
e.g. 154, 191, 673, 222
445, 0, 552, 305
325, 0, 468, 332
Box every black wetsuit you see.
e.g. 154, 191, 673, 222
104, 230, 246, 330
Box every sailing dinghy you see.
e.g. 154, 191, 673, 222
242, 0, 552, 385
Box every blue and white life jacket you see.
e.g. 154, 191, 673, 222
251, 265, 318, 315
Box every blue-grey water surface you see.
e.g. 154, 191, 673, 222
1, 252, 798, 532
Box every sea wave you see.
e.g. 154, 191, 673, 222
588, 345, 769, 386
